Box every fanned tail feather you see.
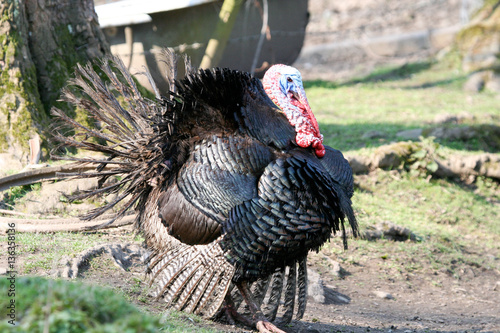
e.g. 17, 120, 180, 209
296, 257, 308, 320
157, 48, 194, 94
225, 259, 308, 324
147, 238, 235, 318
51, 55, 178, 224
281, 261, 297, 324
262, 268, 284, 321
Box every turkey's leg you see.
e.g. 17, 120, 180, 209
223, 293, 254, 327
236, 281, 287, 333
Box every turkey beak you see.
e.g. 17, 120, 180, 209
291, 89, 311, 112
293, 90, 312, 114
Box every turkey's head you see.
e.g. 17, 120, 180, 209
263, 64, 325, 158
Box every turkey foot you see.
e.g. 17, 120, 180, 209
256, 320, 287, 333
236, 281, 287, 333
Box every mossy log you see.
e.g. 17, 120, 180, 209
346, 141, 500, 180
433, 154, 500, 180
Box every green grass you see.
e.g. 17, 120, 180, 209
3, 183, 42, 208
0, 231, 142, 274
159, 310, 218, 333
0, 276, 216, 333
354, 171, 499, 252
355, 172, 498, 236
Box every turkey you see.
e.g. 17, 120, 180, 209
52, 51, 358, 333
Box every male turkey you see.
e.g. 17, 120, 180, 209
52, 52, 358, 333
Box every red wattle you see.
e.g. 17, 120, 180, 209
315, 144, 326, 158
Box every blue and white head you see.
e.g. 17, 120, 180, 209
277, 66, 305, 100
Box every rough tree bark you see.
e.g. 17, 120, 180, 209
0, 0, 109, 168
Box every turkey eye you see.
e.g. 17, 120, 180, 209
287, 77, 293, 82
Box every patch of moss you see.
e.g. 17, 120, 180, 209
0, 127, 8, 151
0, 276, 163, 332
456, 24, 500, 52
42, 25, 91, 110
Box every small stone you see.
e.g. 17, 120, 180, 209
493, 281, 500, 291
485, 73, 500, 93
396, 128, 422, 140
363, 221, 417, 242
373, 290, 393, 299
464, 72, 486, 92
427, 126, 477, 140
433, 114, 458, 124
362, 229, 383, 240
0, 267, 7, 275
346, 155, 370, 174
362, 130, 386, 139
322, 256, 344, 278
307, 268, 325, 304
336, 295, 351, 304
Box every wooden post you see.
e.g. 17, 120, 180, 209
199, 0, 244, 69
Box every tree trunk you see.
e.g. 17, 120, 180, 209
199, 0, 244, 69
0, 0, 109, 167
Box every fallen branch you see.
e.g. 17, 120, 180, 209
0, 214, 135, 233
0, 163, 97, 192
0, 209, 40, 217
433, 154, 500, 179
